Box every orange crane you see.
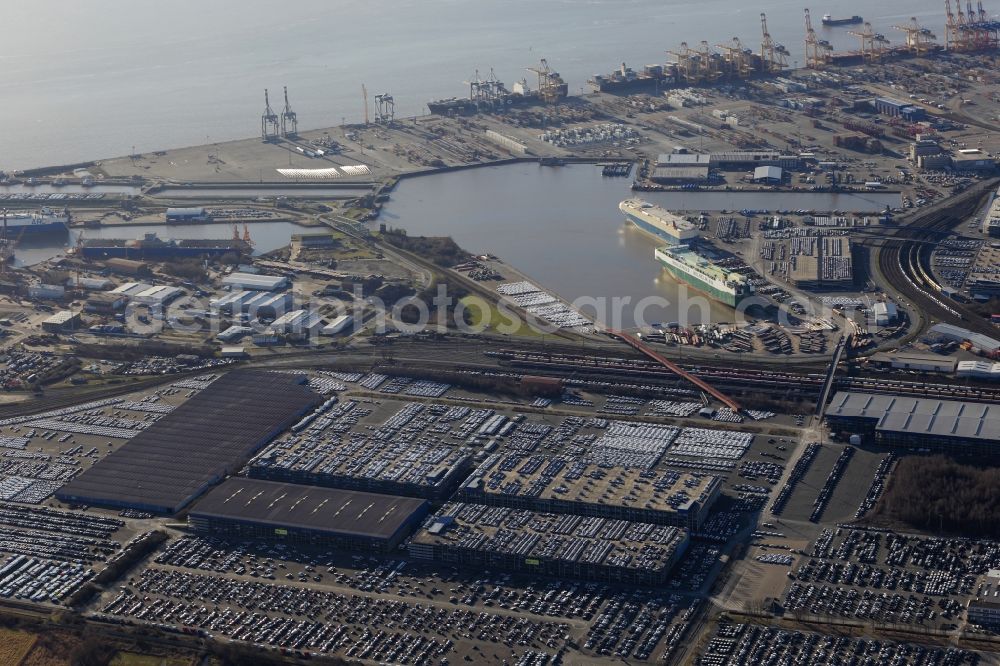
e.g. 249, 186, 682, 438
606, 329, 742, 413
849, 22, 889, 61
760, 13, 789, 74
893, 17, 937, 54
804, 8, 834, 68
945, 0, 965, 49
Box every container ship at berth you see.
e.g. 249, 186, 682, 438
822, 14, 863, 26
77, 233, 250, 260
1, 207, 70, 237
428, 63, 568, 116
619, 199, 699, 246
655, 245, 755, 308
589, 62, 675, 93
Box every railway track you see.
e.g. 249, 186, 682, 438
837, 376, 1000, 404
874, 181, 999, 338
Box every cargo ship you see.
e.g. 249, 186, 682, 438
619, 199, 699, 245
589, 62, 676, 93
822, 14, 863, 26
655, 245, 755, 308
0, 207, 70, 237
77, 233, 250, 259
428, 63, 568, 115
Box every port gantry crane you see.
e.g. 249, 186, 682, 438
804, 8, 834, 68
849, 22, 890, 62
944, 0, 971, 51
716, 37, 753, 79
760, 13, 789, 74
280, 86, 298, 138
261, 89, 280, 142
966, 0, 1000, 49
668, 42, 698, 84
373, 93, 395, 125
696, 41, 722, 82
527, 59, 563, 104
893, 17, 938, 55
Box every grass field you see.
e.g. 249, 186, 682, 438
459, 296, 544, 338
0, 628, 38, 666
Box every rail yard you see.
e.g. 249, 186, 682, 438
2, 3, 1000, 665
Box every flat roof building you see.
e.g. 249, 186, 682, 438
57, 371, 321, 514
456, 454, 721, 529
131, 285, 183, 306
957, 360, 1000, 381
869, 351, 956, 374
222, 273, 289, 292
166, 207, 210, 223
873, 301, 899, 326
826, 391, 1000, 454
409, 502, 689, 585
753, 166, 783, 183
930, 323, 1000, 359
190, 478, 429, 552
270, 309, 324, 337
321, 315, 353, 336
41, 310, 80, 333
248, 400, 472, 500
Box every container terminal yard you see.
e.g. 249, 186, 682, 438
2, 3, 1000, 665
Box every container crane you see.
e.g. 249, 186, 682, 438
804, 9, 834, 68
374, 93, 395, 125
668, 42, 698, 83
527, 59, 566, 104
280, 86, 298, 138
716, 37, 753, 79
696, 41, 722, 81
945, 0, 968, 50
849, 22, 889, 61
893, 17, 937, 54
261, 89, 280, 142
760, 12, 788, 74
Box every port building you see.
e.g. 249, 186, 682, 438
408, 502, 689, 585
930, 323, 1000, 359
753, 166, 783, 184
166, 207, 211, 223
57, 371, 321, 514
41, 310, 80, 333
873, 97, 926, 121
248, 403, 473, 501
456, 454, 720, 529
222, 273, 289, 292
189, 478, 429, 553
825, 392, 1000, 455
652, 154, 711, 184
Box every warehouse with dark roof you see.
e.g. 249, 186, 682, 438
826, 392, 1000, 455
56, 371, 321, 514
189, 478, 429, 552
